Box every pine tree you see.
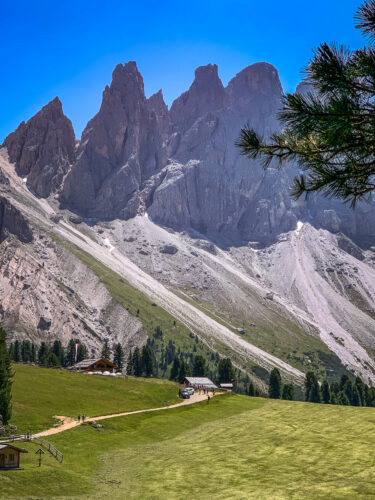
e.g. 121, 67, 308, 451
142, 345, 154, 377
21, 341, 32, 363
248, 381, 255, 396
305, 372, 317, 401
77, 344, 86, 362
309, 380, 322, 403
31, 343, 36, 363
281, 383, 295, 401
237, 1, 375, 205
343, 380, 354, 403
268, 368, 282, 399
338, 391, 350, 406
66, 339, 76, 366
218, 358, 234, 383
329, 392, 338, 405
351, 385, 362, 406
178, 360, 191, 383
47, 353, 60, 367
321, 380, 331, 404
38, 342, 49, 366
126, 349, 134, 375
8, 343, 14, 361
193, 355, 206, 377
0, 326, 13, 424
340, 375, 350, 391
133, 347, 142, 377
52, 340, 65, 366
101, 340, 111, 360
170, 356, 180, 381
113, 343, 124, 372
355, 377, 365, 406
13, 340, 21, 363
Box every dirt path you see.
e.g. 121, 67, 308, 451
34, 392, 214, 438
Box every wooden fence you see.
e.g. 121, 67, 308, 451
34, 437, 64, 463
0, 435, 63, 463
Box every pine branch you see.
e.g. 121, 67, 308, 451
355, 0, 375, 42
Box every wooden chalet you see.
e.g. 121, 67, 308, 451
72, 357, 117, 373
183, 377, 218, 390
0, 444, 28, 470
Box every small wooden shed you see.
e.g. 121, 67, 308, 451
0, 444, 28, 470
220, 383, 234, 391
72, 358, 117, 373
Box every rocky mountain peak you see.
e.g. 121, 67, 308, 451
61, 61, 165, 219
148, 89, 168, 115
227, 62, 282, 97
2, 96, 75, 198
147, 90, 170, 137
169, 63, 227, 131
226, 62, 282, 121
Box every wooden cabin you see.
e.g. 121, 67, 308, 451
72, 358, 117, 373
183, 377, 218, 390
0, 444, 28, 470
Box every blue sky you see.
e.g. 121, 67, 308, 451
1, 0, 364, 141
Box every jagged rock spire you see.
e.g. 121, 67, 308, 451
3, 97, 75, 198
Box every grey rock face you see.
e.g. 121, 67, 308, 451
37, 316, 51, 330
5, 61, 375, 247
336, 234, 364, 261
0, 196, 33, 243
169, 64, 228, 133
3, 97, 75, 197
148, 62, 301, 244
149, 63, 375, 247
61, 62, 166, 219
159, 244, 178, 255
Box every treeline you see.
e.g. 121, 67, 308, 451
125, 345, 154, 377
304, 372, 375, 407
267, 368, 295, 400
265, 368, 375, 407
8, 339, 88, 367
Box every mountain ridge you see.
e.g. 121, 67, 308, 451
1, 60, 375, 386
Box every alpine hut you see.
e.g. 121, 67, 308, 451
72, 358, 117, 373
183, 377, 218, 390
0, 444, 28, 470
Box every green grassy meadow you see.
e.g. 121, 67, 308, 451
2, 366, 375, 498
11, 364, 179, 433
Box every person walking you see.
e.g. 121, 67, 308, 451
82, 414, 85, 423
207, 394, 211, 404
78, 413, 81, 423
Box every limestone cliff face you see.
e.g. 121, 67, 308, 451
2, 97, 75, 198
148, 63, 375, 246
148, 62, 301, 243
0, 196, 33, 243
4, 61, 375, 246
61, 62, 166, 219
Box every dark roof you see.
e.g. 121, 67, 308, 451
0, 444, 28, 453
74, 358, 117, 369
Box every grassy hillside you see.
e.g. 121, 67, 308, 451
11, 364, 179, 433
2, 366, 375, 499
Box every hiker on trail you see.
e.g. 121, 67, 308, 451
78, 414, 81, 423
207, 395, 210, 404
82, 415, 85, 423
